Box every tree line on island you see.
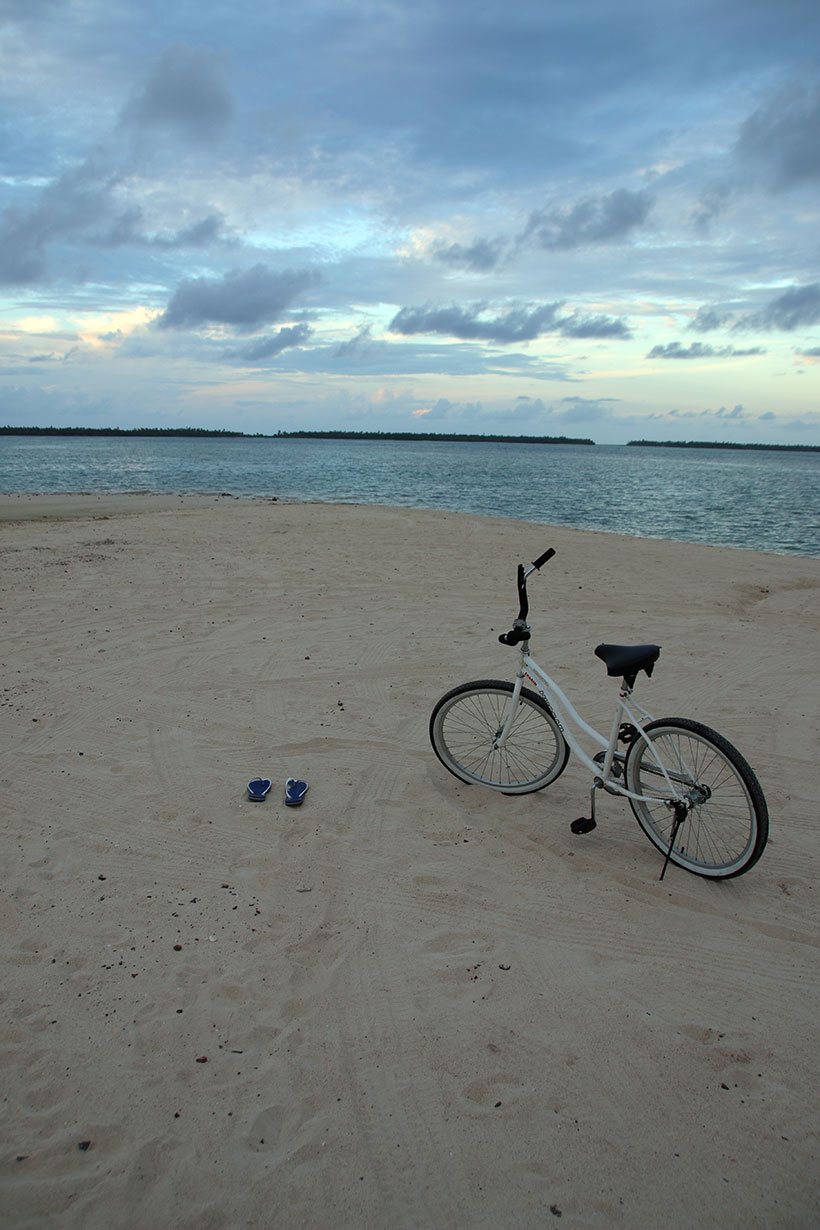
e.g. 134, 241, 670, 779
627, 439, 819, 452
0, 426, 816, 451
0, 426, 594, 444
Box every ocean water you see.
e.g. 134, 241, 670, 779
1, 434, 818, 557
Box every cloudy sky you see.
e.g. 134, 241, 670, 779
1, 0, 818, 443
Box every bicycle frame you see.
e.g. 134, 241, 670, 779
431, 549, 768, 880
500, 644, 685, 806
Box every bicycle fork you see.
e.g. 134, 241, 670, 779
493, 671, 526, 750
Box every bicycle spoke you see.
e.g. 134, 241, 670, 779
430, 682, 569, 793
625, 719, 767, 877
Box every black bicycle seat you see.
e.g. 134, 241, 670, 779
595, 643, 661, 686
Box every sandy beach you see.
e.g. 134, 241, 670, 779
1, 495, 817, 1229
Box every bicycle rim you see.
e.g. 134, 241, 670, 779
429, 680, 569, 793
625, 719, 768, 878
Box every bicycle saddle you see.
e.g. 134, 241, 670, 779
595, 643, 661, 686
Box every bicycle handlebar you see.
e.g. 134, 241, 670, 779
497, 548, 555, 645
532, 547, 555, 571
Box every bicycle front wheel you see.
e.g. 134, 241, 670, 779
429, 680, 570, 794
624, 718, 768, 878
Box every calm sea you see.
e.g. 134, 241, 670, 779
1, 435, 818, 557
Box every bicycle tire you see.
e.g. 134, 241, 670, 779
623, 718, 768, 878
429, 679, 570, 794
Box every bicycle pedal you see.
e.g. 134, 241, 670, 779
570, 817, 597, 835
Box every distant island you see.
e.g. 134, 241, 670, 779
0, 426, 252, 437
627, 439, 820, 452
0, 426, 594, 445
272, 430, 594, 444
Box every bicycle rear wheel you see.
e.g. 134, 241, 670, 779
430, 679, 570, 794
624, 718, 768, 878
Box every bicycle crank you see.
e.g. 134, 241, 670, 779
571, 777, 602, 835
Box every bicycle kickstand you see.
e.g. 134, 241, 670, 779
659, 802, 687, 881
570, 776, 602, 835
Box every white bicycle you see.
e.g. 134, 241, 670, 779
430, 548, 769, 880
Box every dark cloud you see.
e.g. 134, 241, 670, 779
693, 78, 820, 226
691, 181, 733, 233
658, 403, 749, 421
389, 302, 560, 343
430, 186, 652, 276
740, 283, 820, 331
558, 313, 631, 339
648, 342, 766, 359
96, 206, 143, 248
432, 237, 508, 272
156, 264, 318, 332
121, 46, 233, 142
522, 188, 653, 251
736, 80, 820, 189
0, 152, 119, 284
688, 285, 820, 335
389, 301, 629, 344
0, 219, 47, 284
227, 323, 313, 362
0, 45, 236, 286
167, 2, 820, 200
688, 306, 735, 333
797, 346, 820, 357
0, 154, 232, 282
103, 212, 231, 250
333, 324, 373, 358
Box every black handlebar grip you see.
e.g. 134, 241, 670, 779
532, 548, 556, 570
498, 628, 527, 646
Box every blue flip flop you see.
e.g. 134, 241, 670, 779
247, 777, 272, 801
285, 778, 309, 807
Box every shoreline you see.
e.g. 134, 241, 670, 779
0, 491, 248, 523
1, 490, 818, 560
